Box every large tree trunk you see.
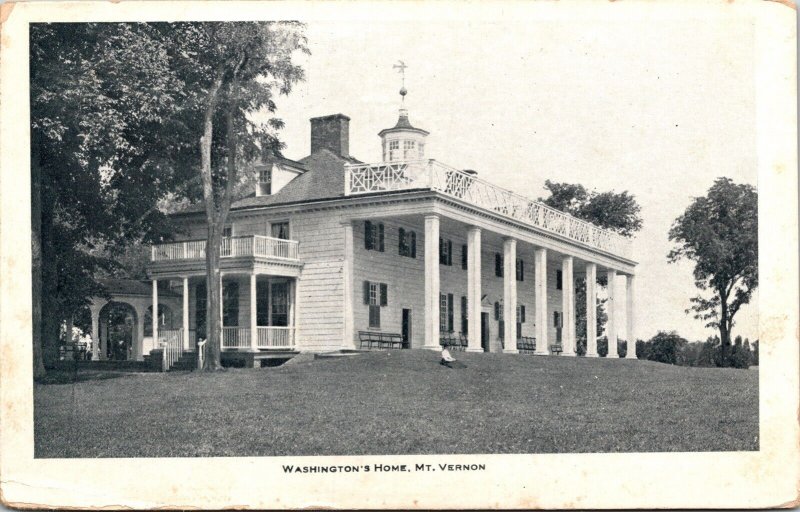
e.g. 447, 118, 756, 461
31, 131, 47, 379
203, 224, 223, 370
719, 290, 730, 366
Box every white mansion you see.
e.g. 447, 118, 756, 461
140, 102, 638, 368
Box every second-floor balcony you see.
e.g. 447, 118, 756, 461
149, 235, 301, 278
344, 159, 634, 260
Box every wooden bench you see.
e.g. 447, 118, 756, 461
549, 343, 563, 355
517, 336, 536, 353
439, 332, 468, 351
358, 331, 404, 350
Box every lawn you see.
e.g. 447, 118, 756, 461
34, 350, 759, 457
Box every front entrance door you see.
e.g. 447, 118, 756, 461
401, 309, 411, 349
481, 313, 490, 352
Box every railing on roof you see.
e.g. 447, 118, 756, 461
344, 159, 633, 260
151, 235, 299, 262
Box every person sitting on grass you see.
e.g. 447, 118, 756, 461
440, 346, 466, 369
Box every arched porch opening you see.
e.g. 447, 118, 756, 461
99, 302, 138, 361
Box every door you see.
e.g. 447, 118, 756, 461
481, 313, 490, 352
401, 309, 411, 349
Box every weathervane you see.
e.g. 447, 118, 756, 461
393, 60, 408, 103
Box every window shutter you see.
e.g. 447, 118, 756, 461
398, 227, 405, 255
380, 283, 388, 306
439, 238, 445, 264
494, 302, 500, 321
411, 232, 416, 258
499, 320, 505, 339
521, 305, 526, 323
495, 254, 503, 277
556, 270, 563, 290
461, 296, 468, 334
365, 221, 373, 250
447, 240, 453, 266
554, 311, 559, 327
378, 223, 385, 252
447, 293, 454, 332
461, 244, 468, 270
363, 281, 370, 305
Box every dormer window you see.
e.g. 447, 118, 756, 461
257, 168, 272, 196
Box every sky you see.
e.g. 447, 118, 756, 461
264, 9, 758, 342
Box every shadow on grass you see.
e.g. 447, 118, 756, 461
36, 368, 141, 385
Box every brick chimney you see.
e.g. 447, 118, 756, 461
310, 114, 350, 157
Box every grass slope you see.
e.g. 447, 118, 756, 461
34, 350, 758, 457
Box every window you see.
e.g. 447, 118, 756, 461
223, 282, 239, 326
418, 143, 425, 159
556, 270, 563, 290
271, 221, 290, 240
461, 296, 468, 335
516, 259, 524, 281
223, 226, 233, 238
440, 293, 454, 332
195, 282, 207, 339
271, 282, 289, 326
363, 281, 388, 328
495, 253, 504, 277
403, 140, 416, 159
258, 167, 272, 196
439, 238, 453, 266
398, 228, 416, 258
516, 305, 526, 339
389, 140, 400, 161
364, 221, 385, 252
461, 244, 468, 270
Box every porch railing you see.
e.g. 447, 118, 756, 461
151, 235, 299, 262
159, 328, 184, 371
344, 159, 633, 260
222, 326, 251, 349
257, 327, 295, 349
219, 326, 296, 349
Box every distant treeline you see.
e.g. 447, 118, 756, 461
576, 331, 758, 369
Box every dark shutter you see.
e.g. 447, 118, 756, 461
365, 221, 373, 250
378, 223, 385, 252
556, 270, 563, 290
398, 227, 406, 255
494, 302, 500, 321
461, 296, 468, 334
495, 253, 503, 277
517, 259, 524, 281
363, 281, 370, 305
461, 244, 468, 270
439, 238, 445, 264
380, 283, 388, 306
499, 320, 505, 339
554, 311, 559, 327
410, 232, 416, 258
521, 305, 526, 323
447, 293, 454, 332
447, 240, 453, 266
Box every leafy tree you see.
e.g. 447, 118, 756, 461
30, 23, 191, 377
668, 177, 758, 366
540, 180, 642, 355
160, 22, 308, 369
644, 331, 688, 365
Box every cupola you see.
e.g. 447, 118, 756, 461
379, 64, 429, 162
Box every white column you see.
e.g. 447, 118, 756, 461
250, 273, 258, 351
342, 222, 355, 349
135, 308, 145, 360
466, 227, 483, 352
289, 279, 297, 347
182, 277, 190, 350
534, 248, 549, 355
606, 269, 618, 358
503, 238, 518, 354
423, 214, 441, 350
626, 274, 637, 359
90, 305, 101, 361
562, 256, 576, 356
586, 263, 598, 357
151, 279, 159, 350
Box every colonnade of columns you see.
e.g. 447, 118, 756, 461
417, 214, 637, 358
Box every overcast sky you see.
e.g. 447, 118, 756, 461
266, 10, 758, 342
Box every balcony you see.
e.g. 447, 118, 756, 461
149, 235, 302, 277
344, 159, 633, 260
